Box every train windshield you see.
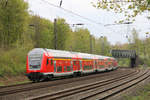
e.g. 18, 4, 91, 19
29, 54, 43, 70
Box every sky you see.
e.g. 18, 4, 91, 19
25, 0, 150, 44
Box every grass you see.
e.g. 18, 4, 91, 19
0, 83, 5, 86
125, 83, 150, 100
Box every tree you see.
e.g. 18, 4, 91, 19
0, 0, 29, 48
93, 0, 150, 23
71, 28, 91, 53
29, 15, 54, 49
55, 18, 71, 50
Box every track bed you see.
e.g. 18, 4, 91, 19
0, 68, 149, 100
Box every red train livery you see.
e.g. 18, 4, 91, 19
26, 48, 118, 82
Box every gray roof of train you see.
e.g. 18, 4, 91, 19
28, 48, 115, 59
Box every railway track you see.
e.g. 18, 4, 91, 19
0, 68, 134, 99
28, 69, 150, 100
1, 68, 148, 100
0, 82, 33, 89
0, 67, 123, 89
0, 69, 121, 96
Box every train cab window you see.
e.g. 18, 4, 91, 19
57, 66, 62, 72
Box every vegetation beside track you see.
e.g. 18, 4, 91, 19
0, 48, 31, 77
0, 0, 150, 78
0, 75, 30, 86
0, 0, 111, 77
125, 83, 150, 100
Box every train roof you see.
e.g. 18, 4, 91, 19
29, 48, 115, 60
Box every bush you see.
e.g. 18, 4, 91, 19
0, 48, 32, 76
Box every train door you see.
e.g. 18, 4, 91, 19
104, 59, 108, 68
99, 59, 105, 69
56, 60, 63, 73
47, 58, 54, 72
91, 60, 94, 70
107, 59, 111, 68
80, 60, 82, 71
93, 60, 96, 70
54, 60, 56, 72
95, 60, 98, 70
76, 61, 80, 71
90, 61, 93, 70
45, 58, 53, 72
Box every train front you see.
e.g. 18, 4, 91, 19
26, 48, 45, 82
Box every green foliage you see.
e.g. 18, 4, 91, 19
56, 18, 71, 50
29, 16, 54, 49
93, 36, 111, 56
118, 59, 130, 67
0, 48, 31, 76
0, 0, 29, 48
70, 28, 91, 53
93, 0, 150, 23
0, 0, 113, 77
125, 83, 150, 100
112, 28, 150, 67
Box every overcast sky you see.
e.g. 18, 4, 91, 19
25, 0, 150, 44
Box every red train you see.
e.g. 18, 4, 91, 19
26, 48, 118, 82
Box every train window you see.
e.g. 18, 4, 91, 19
73, 61, 76, 65
64, 66, 67, 72
67, 66, 71, 71
84, 66, 92, 70
95, 61, 97, 65
51, 59, 53, 65
108, 59, 111, 61
57, 66, 62, 72
47, 59, 49, 65
87, 66, 89, 69
84, 66, 86, 70
90, 65, 92, 69
100, 65, 104, 68
105, 61, 108, 65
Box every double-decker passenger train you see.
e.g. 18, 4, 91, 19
26, 48, 118, 82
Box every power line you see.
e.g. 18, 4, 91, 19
40, 0, 103, 26
39, 0, 126, 38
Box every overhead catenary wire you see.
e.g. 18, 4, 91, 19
40, 0, 104, 26
38, 0, 132, 41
